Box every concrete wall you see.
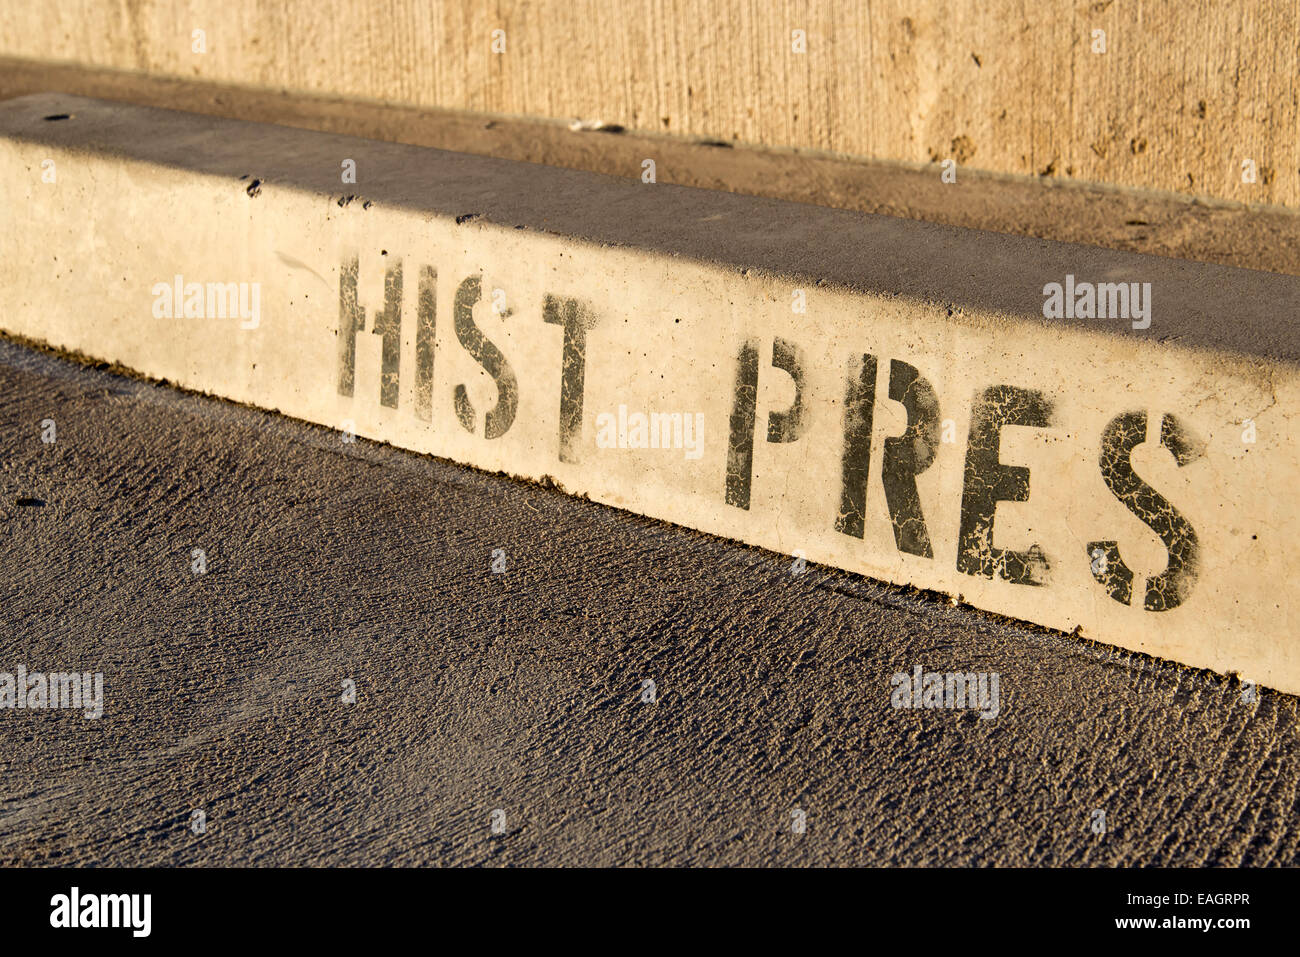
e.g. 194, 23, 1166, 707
2, 1, 1297, 208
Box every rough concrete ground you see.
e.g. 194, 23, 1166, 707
0, 337, 1297, 866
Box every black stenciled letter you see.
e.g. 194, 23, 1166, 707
337, 256, 362, 398
453, 276, 518, 439
337, 255, 402, 409
725, 339, 760, 509
415, 265, 436, 421
957, 385, 1053, 585
725, 337, 808, 510
1087, 411, 1202, 611
882, 360, 940, 557
834, 353, 877, 539
373, 261, 403, 409
543, 295, 599, 463
767, 337, 810, 443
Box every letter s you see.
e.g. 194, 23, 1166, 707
453, 276, 518, 439
1087, 411, 1203, 610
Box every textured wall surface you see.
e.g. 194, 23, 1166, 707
1, 1, 1297, 207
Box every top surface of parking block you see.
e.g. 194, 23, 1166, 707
4, 92, 1298, 365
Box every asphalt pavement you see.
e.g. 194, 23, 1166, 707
1, 337, 1297, 866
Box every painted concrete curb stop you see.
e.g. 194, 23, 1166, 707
2, 94, 1297, 694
